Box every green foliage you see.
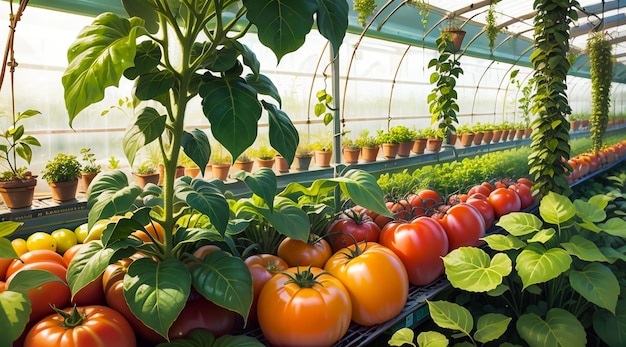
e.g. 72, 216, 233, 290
485, 2, 500, 52
355, 129, 380, 148
80, 147, 101, 174
528, 0, 578, 198
314, 89, 334, 126
41, 153, 82, 183
588, 32, 613, 152
0, 109, 41, 181
107, 155, 120, 170
134, 161, 156, 174
353, 0, 377, 27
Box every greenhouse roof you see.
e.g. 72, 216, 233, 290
20, 0, 626, 83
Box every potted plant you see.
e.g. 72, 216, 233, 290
295, 142, 314, 171
342, 136, 361, 164
355, 129, 380, 162
471, 122, 486, 145
252, 145, 277, 169
233, 151, 254, 173
275, 153, 290, 173
41, 153, 82, 203
178, 151, 201, 178
412, 128, 428, 154
440, 18, 466, 53
79, 147, 101, 192
211, 152, 232, 181
376, 129, 400, 159
311, 141, 333, 168
422, 128, 445, 152
391, 125, 417, 157
132, 160, 159, 188
456, 124, 475, 147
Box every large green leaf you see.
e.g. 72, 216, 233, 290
598, 217, 626, 237
124, 258, 191, 338
338, 169, 391, 217
6, 269, 64, 293
443, 248, 511, 292
63, 13, 146, 121
135, 70, 176, 100
315, 0, 349, 56
427, 300, 473, 338
561, 235, 609, 262
416, 331, 448, 347
569, 262, 619, 313
539, 192, 576, 225
156, 328, 265, 347
516, 245, 572, 289
87, 171, 144, 229
122, 107, 167, 166
174, 179, 230, 235
122, 0, 159, 33
517, 309, 586, 347
474, 313, 512, 343
587, 194, 613, 211
593, 299, 626, 347
199, 75, 261, 161
527, 228, 556, 244
574, 199, 606, 223
189, 251, 252, 324
496, 212, 543, 236
482, 234, 526, 251
243, 0, 317, 62
0, 290, 29, 346
242, 196, 310, 241
182, 129, 211, 176
264, 101, 299, 165
0, 238, 18, 259
388, 328, 416, 347
0, 221, 22, 238
246, 74, 282, 106
234, 168, 277, 212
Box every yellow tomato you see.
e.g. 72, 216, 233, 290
74, 223, 89, 243
11, 238, 28, 256
26, 232, 57, 252
51, 228, 78, 254
83, 216, 124, 243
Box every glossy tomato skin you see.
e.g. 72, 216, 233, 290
24, 305, 136, 347
434, 203, 486, 251
277, 236, 332, 268
327, 212, 381, 252
6, 249, 67, 279
324, 242, 408, 326
408, 189, 443, 217
509, 183, 535, 210
0, 257, 12, 281
244, 254, 289, 323
465, 194, 496, 229
379, 218, 449, 286
467, 184, 491, 197
168, 296, 236, 340
257, 266, 351, 347
488, 187, 522, 218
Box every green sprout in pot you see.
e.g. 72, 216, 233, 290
134, 161, 156, 175
355, 129, 380, 148
80, 147, 101, 174
41, 153, 82, 183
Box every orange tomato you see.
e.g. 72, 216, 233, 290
277, 236, 332, 268
0, 257, 13, 281
6, 249, 67, 279
131, 221, 165, 243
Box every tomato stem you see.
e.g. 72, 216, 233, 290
51, 304, 86, 328
283, 266, 327, 288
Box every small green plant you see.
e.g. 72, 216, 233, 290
485, 1, 500, 52
252, 145, 277, 160
456, 124, 474, 135
353, 0, 377, 27
314, 89, 335, 126
107, 155, 120, 170
355, 129, 380, 148
41, 153, 82, 183
134, 161, 156, 175
0, 109, 41, 181
420, 127, 444, 139
80, 147, 101, 174
211, 152, 232, 165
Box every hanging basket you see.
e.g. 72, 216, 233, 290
442, 27, 466, 53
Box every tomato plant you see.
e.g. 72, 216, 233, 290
467, 184, 491, 197
379, 218, 449, 286
433, 203, 486, 250
277, 235, 332, 268
257, 266, 352, 347
244, 254, 288, 322
168, 294, 236, 340
488, 187, 522, 218
324, 242, 408, 326
327, 209, 381, 252
24, 305, 136, 347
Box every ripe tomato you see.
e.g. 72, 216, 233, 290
131, 221, 165, 243
447, 193, 468, 205
169, 295, 236, 340
433, 203, 486, 250
6, 249, 67, 279
63, 244, 105, 306
516, 177, 534, 188
24, 305, 136, 347
327, 210, 381, 252
277, 235, 332, 268
26, 232, 57, 252
0, 280, 5, 292
466, 193, 496, 229
324, 242, 408, 327
51, 228, 78, 254
379, 218, 449, 286
467, 184, 491, 197
408, 189, 443, 216
481, 181, 496, 193
387, 199, 412, 220
244, 254, 289, 322
488, 187, 522, 218
0, 257, 13, 281
62, 244, 85, 266
11, 238, 28, 256
6, 261, 70, 323
509, 183, 535, 210
257, 266, 351, 347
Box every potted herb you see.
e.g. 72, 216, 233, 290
390, 125, 417, 157
456, 124, 475, 147
412, 128, 428, 154
211, 152, 232, 181
311, 141, 333, 168
132, 160, 159, 188
342, 135, 361, 164
422, 128, 445, 152
80, 147, 101, 192
252, 145, 277, 169
295, 142, 314, 171
376, 129, 401, 159
233, 151, 254, 173
41, 153, 82, 203
178, 151, 200, 178
355, 129, 380, 162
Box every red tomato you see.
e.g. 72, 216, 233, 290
379, 217, 449, 286
277, 236, 332, 268
509, 183, 535, 210
387, 199, 412, 220
244, 254, 289, 323
327, 210, 381, 252
0, 257, 12, 281
467, 184, 491, 197
516, 177, 534, 188
466, 194, 496, 229
24, 305, 136, 347
258, 266, 351, 347
62, 244, 84, 266
408, 189, 443, 216
62, 243, 105, 306
433, 203, 486, 250
324, 242, 408, 327
169, 295, 236, 340
6, 249, 67, 279
6, 261, 70, 323
481, 181, 496, 193
447, 193, 468, 205
488, 187, 522, 218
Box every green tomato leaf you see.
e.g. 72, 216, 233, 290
63, 13, 146, 122
527, 228, 555, 243
443, 247, 511, 292
587, 194, 613, 210
314, 0, 349, 56
574, 199, 606, 223
570, 262, 619, 313
427, 300, 473, 338
125, 258, 191, 339
0, 238, 18, 259
174, 179, 230, 235
416, 331, 448, 347
516, 246, 572, 289
182, 129, 211, 177
592, 299, 626, 347
561, 235, 609, 262
598, 217, 626, 237
474, 313, 512, 343
6, 269, 64, 292
233, 168, 277, 212
388, 328, 416, 347
517, 309, 586, 347
539, 191, 576, 225
189, 251, 252, 324
122, 107, 166, 167
0, 290, 30, 346
256, 197, 310, 241
264, 101, 299, 165
338, 169, 393, 217
86, 171, 144, 230
496, 212, 543, 236
482, 234, 526, 251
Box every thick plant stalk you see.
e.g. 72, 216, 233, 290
588, 32, 613, 153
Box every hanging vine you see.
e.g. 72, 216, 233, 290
588, 31, 613, 153
529, 0, 579, 198
354, 0, 377, 27
485, 1, 500, 53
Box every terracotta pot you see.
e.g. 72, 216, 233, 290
314, 150, 332, 168
0, 177, 37, 209
295, 154, 313, 171
342, 148, 360, 164
176, 165, 185, 178
134, 173, 160, 188
448, 134, 457, 146
524, 128, 532, 138
459, 133, 474, 147
184, 166, 201, 178
582, 119, 590, 128
492, 130, 503, 142
381, 143, 399, 159
570, 120, 581, 132
256, 158, 275, 169
233, 160, 254, 173
515, 129, 524, 139
473, 131, 484, 146
211, 164, 231, 181
426, 139, 443, 152
361, 147, 379, 162
482, 130, 494, 145
441, 28, 466, 53
49, 180, 79, 203
412, 139, 427, 154
275, 154, 290, 173
397, 141, 413, 157
81, 172, 99, 192
501, 129, 510, 141
508, 129, 516, 140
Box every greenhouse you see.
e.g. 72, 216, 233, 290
1, 0, 626, 346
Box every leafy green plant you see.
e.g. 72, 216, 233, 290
41, 153, 82, 183
455, 124, 474, 135
314, 89, 335, 126
107, 155, 120, 170
353, 0, 377, 27
134, 161, 156, 174
394, 191, 626, 346
588, 31, 613, 152
420, 127, 444, 140
251, 145, 277, 160
355, 129, 380, 148
485, 1, 500, 52
80, 147, 101, 174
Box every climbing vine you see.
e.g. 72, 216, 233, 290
588, 31, 613, 153
529, 0, 579, 198
485, 1, 500, 52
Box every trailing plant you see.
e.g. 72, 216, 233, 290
485, 1, 500, 52
41, 153, 82, 183
80, 147, 101, 174
353, 0, 377, 27
588, 31, 613, 152
428, 30, 463, 141
314, 88, 335, 126
407, 0, 430, 31
392, 191, 626, 346
529, 0, 578, 198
